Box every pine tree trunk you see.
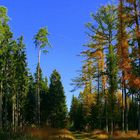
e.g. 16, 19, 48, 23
15, 100, 18, 132
37, 48, 41, 126
14, 93, 18, 132
0, 82, 2, 130
108, 38, 115, 135
105, 99, 108, 132
132, 94, 134, 130
111, 120, 113, 135
138, 93, 140, 134
12, 101, 15, 132
124, 87, 128, 133
105, 89, 108, 132
110, 93, 114, 135
12, 93, 18, 132
133, 0, 140, 134
133, 0, 140, 52
4, 64, 8, 130
3, 96, 8, 130
14, 104, 18, 132
122, 88, 124, 131
97, 64, 101, 129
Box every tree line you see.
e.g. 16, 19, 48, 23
70, 0, 140, 135
0, 0, 140, 136
0, 6, 67, 132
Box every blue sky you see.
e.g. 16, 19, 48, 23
1, 0, 109, 110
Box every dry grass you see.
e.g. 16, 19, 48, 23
91, 129, 109, 139
111, 130, 140, 140
25, 127, 75, 140
24, 128, 140, 140
92, 130, 140, 140
73, 130, 140, 140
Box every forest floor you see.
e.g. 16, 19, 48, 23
72, 130, 140, 140
1, 129, 140, 140
27, 128, 140, 140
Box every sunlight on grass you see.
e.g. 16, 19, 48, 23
1, 129, 140, 140
73, 130, 140, 140
26, 127, 75, 140
110, 130, 140, 140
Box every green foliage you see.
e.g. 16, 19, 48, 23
40, 76, 49, 124
23, 74, 36, 125
0, 6, 9, 44
34, 27, 50, 49
33, 27, 51, 126
69, 96, 83, 130
48, 70, 67, 128
0, 1, 140, 135
70, 2, 139, 134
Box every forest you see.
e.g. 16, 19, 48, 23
0, 0, 140, 140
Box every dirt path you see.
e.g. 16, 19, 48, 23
72, 132, 96, 140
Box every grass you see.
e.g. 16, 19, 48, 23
72, 130, 140, 140
1, 128, 140, 140
72, 131, 95, 140
109, 130, 140, 140
25, 127, 75, 140
0, 127, 75, 140
0, 131, 40, 140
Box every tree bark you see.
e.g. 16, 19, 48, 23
138, 92, 140, 134
122, 88, 124, 131
111, 120, 113, 135
105, 91, 108, 133
133, 0, 140, 134
97, 63, 101, 129
0, 82, 2, 130
12, 99, 15, 132
124, 87, 128, 133
37, 48, 41, 126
